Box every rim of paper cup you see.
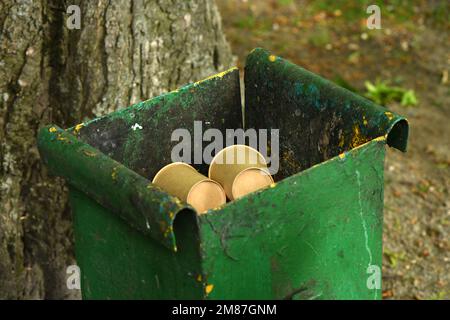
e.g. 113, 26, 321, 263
231, 167, 274, 200
208, 144, 268, 178
152, 162, 197, 184
187, 178, 227, 212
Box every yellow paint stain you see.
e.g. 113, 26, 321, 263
351, 124, 367, 148
49, 127, 57, 133
82, 149, 97, 157
268, 55, 277, 62
73, 123, 84, 134
194, 67, 238, 86
56, 134, 69, 142
205, 284, 214, 295
384, 111, 394, 121
207, 202, 226, 212
111, 166, 119, 180
163, 225, 173, 238
282, 150, 300, 171
338, 135, 345, 148
374, 136, 387, 142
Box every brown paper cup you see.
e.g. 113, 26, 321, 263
152, 162, 226, 214
208, 145, 274, 200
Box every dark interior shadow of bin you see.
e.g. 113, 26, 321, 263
38, 48, 408, 300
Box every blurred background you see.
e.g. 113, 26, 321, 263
216, 0, 449, 299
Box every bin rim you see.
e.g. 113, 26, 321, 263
244, 47, 409, 153
37, 125, 199, 252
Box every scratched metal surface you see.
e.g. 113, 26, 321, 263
38, 68, 242, 299
200, 138, 386, 299
74, 67, 242, 178
37, 49, 408, 299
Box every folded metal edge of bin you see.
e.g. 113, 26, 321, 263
37, 125, 194, 252
67, 67, 242, 179
244, 48, 409, 153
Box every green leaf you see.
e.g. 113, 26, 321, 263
401, 90, 418, 107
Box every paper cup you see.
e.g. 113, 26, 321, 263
208, 145, 274, 200
153, 162, 226, 214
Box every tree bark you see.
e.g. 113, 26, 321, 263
0, 0, 232, 299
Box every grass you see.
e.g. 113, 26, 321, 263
428, 291, 449, 300
277, 0, 294, 6
310, 0, 416, 22
384, 249, 406, 268
308, 0, 448, 29
308, 26, 331, 47
235, 16, 256, 29
331, 75, 418, 107
364, 80, 418, 107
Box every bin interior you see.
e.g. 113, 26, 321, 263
73, 48, 407, 185
74, 67, 242, 180
244, 49, 408, 180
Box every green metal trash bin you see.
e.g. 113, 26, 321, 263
37, 48, 408, 300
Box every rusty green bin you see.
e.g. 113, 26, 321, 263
37, 48, 408, 300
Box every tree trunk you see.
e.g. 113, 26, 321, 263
0, 0, 232, 299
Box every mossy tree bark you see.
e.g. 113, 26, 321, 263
0, 0, 232, 299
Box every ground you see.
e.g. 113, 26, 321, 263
216, 0, 449, 299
